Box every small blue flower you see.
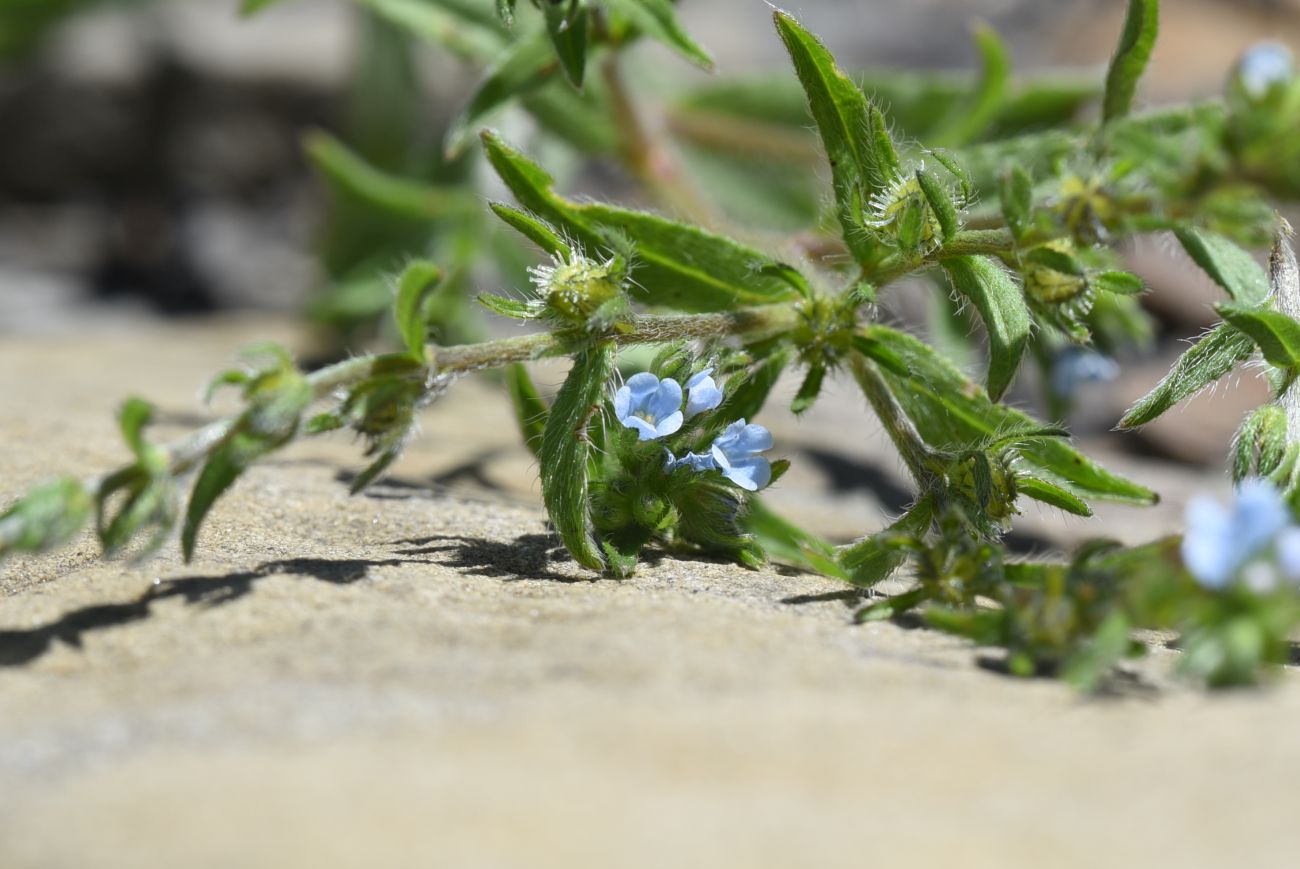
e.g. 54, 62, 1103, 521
684, 367, 723, 418
710, 419, 774, 491
1182, 479, 1294, 589
1050, 348, 1119, 397
615, 372, 683, 441
1238, 42, 1294, 99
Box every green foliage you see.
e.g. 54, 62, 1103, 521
942, 255, 1030, 401
1102, 0, 1159, 122
1119, 323, 1256, 428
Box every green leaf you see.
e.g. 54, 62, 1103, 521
182, 440, 245, 562
1092, 270, 1145, 295
1217, 304, 1300, 371
791, 364, 826, 415
1061, 610, 1134, 692
489, 202, 572, 257
851, 333, 910, 377
1233, 404, 1287, 482
1018, 477, 1093, 517
1175, 228, 1268, 306
713, 347, 794, 423
446, 29, 556, 154
933, 22, 1011, 146
604, 0, 713, 69
0, 478, 93, 557
118, 397, 154, 460
507, 363, 548, 460
600, 525, 651, 578
836, 496, 933, 588
866, 324, 1156, 504
773, 10, 878, 266
744, 497, 847, 580
356, 0, 505, 61
1102, 0, 1159, 122
856, 586, 929, 623
539, 344, 613, 571
943, 255, 1031, 401
304, 130, 475, 220
1119, 322, 1255, 428
481, 131, 799, 311
543, 0, 588, 87
394, 260, 443, 360
1023, 245, 1085, 276
496, 0, 515, 26
915, 169, 959, 242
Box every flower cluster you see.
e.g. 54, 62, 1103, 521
1181, 479, 1300, 591
613, 368, 774, 492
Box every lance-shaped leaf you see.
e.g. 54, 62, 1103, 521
1119, 323, 1255, 428
1217, 304, 1300, 371
507, 363, 548, 460
933, 22, 1011, 146
305, 131, 477, 221
0, 478, 93, 558
355, 0, 505, 62
1102, 0, 1158, 122
916, 169, 959, 242
543, 0, 588, 87
481, 131, 799, 311
489, 202, 571, 258
745, 497, 847, 580
1176, 228, 1269, 306
540, 344, 612, 571
773, 10, 878, 265
943, 255, 1030, 401
604, 0, 713, 70
446, 29, 558, 154
865, 324, 1155, 504
836, 496, 934, 589
393, 260, 443, 361
1092, 271, 1144, 295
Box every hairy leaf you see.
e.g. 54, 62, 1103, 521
540, 344, 613, 570
1102, 0, 1158, 122
916, 169, 959, 242
1217, 304, 1300, 371
1018, 477, 1093, 517
507, 363, 548, 460
489, 202, 572, 257
1092, 271, 1145, 295
865, 325, 1156, 504
1119, 323, 1255, 428
943, 255, 1030, 401
836, 496, 934, 588
1176, 228, 1268, 306
481, 131, 799, 311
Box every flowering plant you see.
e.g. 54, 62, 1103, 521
6, 0, 1300, 689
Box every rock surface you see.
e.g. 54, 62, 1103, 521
0, 319, 1295, 868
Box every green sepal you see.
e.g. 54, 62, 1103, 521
393, 260, 443, 361
478, 293, 540, 319
481, 130, 800, 312
506, 363, 548, 460
1175, 228, 1269, 306
1216, 303, 1300, 372
1119, 322, 1255, 428
1232, 403, 1287, 482
1092, 270, 1144, 295
943, 255, 1031, 401
1017, 476, 1093, 517
1102, 0, 1159, 123
539, 343, 613, 571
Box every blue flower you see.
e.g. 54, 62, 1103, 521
1050, 349, 1119, 397
663, 449, 716, 473
710, 419, 774, 491
684, 367, 723, 418
1182, 479, 1298, 589
614, 372, 683, 441
1238, 42, 1293, 99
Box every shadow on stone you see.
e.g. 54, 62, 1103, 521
0, 557, 414, 668
780, 588, 869, 609
337, 449, 509, 501
392, 533, 589, 583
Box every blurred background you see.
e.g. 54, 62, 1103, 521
2, 0, 1299, 467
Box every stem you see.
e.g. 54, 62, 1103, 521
1272, 221, 1300, 442
849, 354, 941, 491
868, 229, 1016, 289
83, 306, 802, 499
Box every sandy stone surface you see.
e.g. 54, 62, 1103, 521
1, 318, 1295, 868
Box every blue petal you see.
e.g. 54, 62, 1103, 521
721, 456, 771, 492
625, 372, 661, 404
1239, 41, 1294, 98
733, 423, 773, 454
684, 451, 716, 472
653, 410, 684, 439
1277, 528, 1300, 582
623, 415, 661, 441
1232, 479, 1289, 560
1182, 496, 1234, 588
684, 370, 723, 418
647, 378, 683, 420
